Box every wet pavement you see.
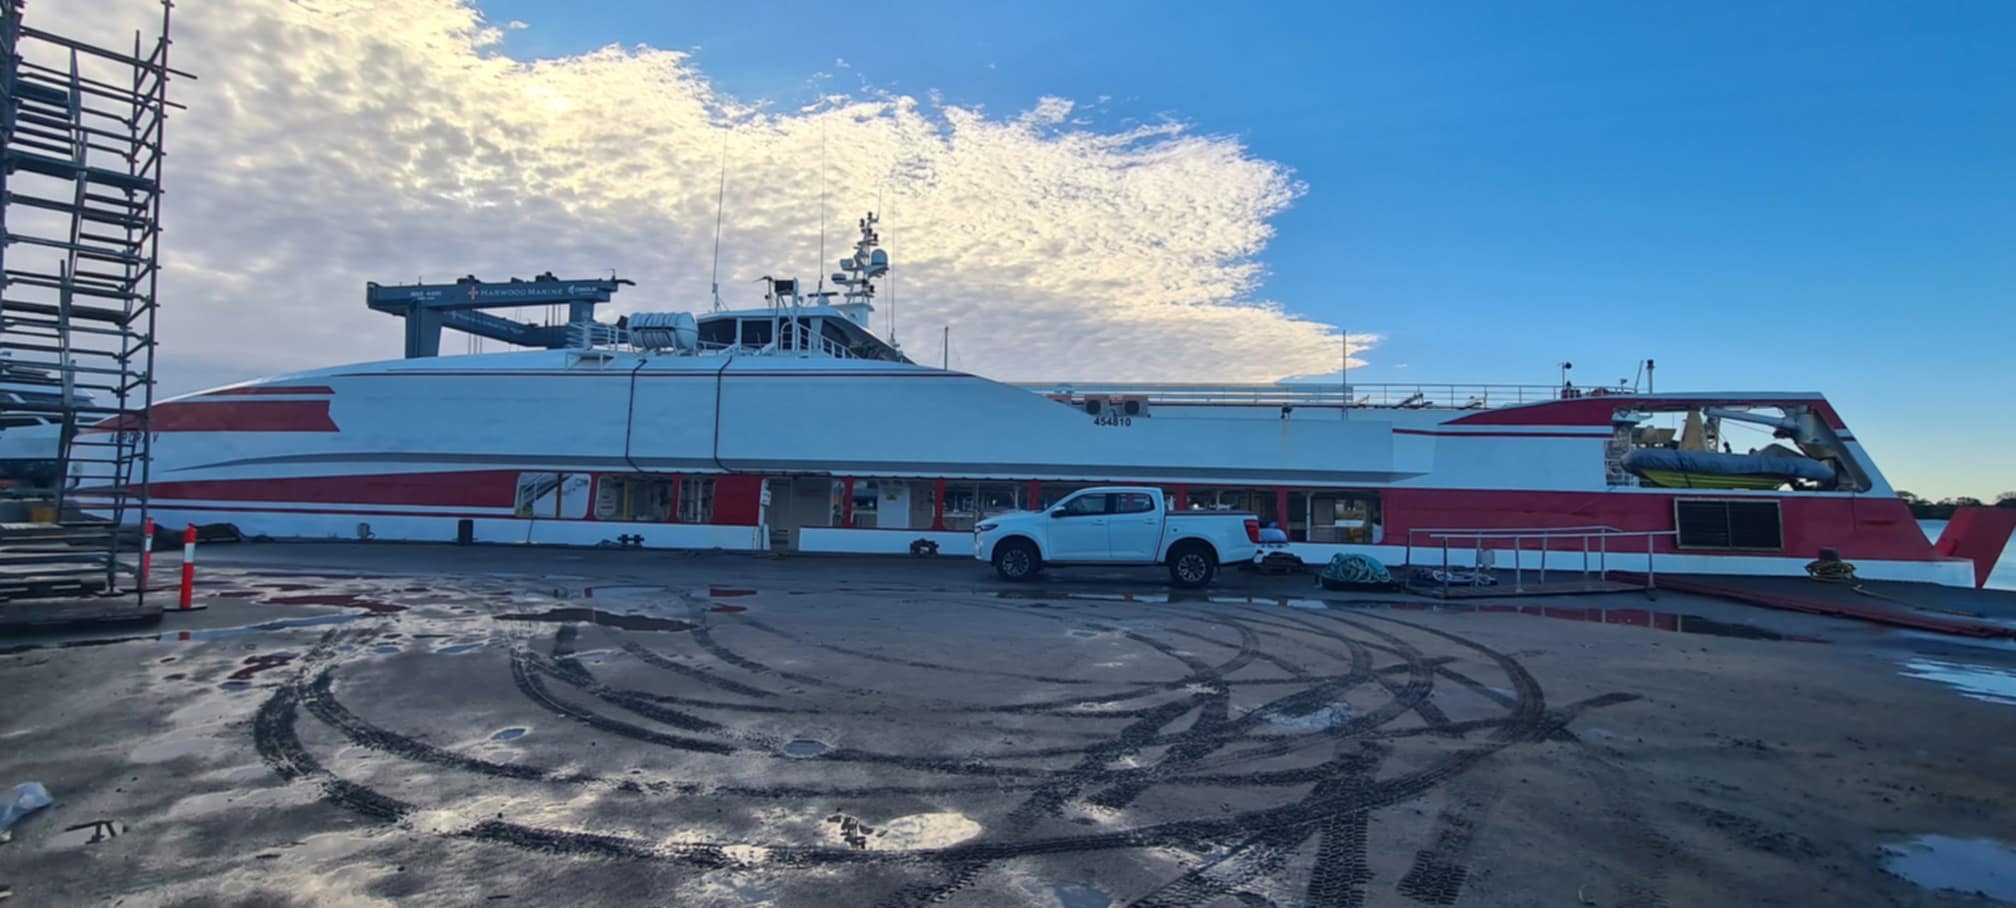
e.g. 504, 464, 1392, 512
0, 543, 2012, 906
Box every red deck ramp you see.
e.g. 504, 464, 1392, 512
1932, 507, 2016, 589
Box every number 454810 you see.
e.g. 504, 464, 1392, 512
1092, 414, 1133, 427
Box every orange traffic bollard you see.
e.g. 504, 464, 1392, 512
178, 523, 196, 609
140, 517, 154, 589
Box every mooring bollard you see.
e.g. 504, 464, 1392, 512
179, 523, 196, 609
140, 517, 154, 589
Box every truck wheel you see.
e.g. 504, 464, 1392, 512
1168, 543, 1217, 588
993, 538, 1040, 582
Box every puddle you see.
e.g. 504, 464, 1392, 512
437, 643, 484, 655
491, 727, 528, 741
218, 681, 251, 692
993, 590, 1169, 604
1899, 660, 2016, 706
578, 584, 668, 599
263, 593, 405, 613
493, 608, 693, 633
50, 820, 125, 848
781, 739, 829, 758
228, 652, 298, 680
129, 736, 215, 762
1881, 835, 2016, 901
1469, 604, 1817, 642
1067, 629, 1099, 639
163, 613, 364, 642
709, 605, 748, 614
1043, 881, 1113, 908
709, 586, 756, 598
372, 645, 400, 654
1257, 702, 1355, 732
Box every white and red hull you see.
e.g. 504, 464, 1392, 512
82, 350, 1999, 586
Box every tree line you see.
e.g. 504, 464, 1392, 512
1895, 491, 2016, 519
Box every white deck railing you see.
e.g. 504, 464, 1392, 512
1404, 526, 1681, 595
1017, 381, 1627, 409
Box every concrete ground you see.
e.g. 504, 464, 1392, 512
1, 543, 2013, 907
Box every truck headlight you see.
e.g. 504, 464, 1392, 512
975, 521, 998, 533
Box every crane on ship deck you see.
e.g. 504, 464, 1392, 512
365, 273, 633, 358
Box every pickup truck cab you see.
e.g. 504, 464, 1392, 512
973, 486, 1261, 588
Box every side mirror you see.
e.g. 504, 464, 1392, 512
1050, 508, 1068, 518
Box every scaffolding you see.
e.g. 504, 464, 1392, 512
0, 1, 184, 601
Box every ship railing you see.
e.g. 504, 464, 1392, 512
1404, 526, 1681, 597
684, 336, 856, 359
1014, 381, 1621, 409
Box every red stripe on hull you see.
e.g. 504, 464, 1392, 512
1384, 489, 1929, 561
95, 400, 339, 433
199, 385, 335, 397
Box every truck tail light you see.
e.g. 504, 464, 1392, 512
1244, 518, 1260, 543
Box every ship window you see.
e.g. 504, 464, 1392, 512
515, 472, 589, 519
678, 476, 715, 523
1308, 491, 1383, 543
821, 319, 853, 349
942, 482, 1026, 531
0, 416, 42, 429
738, 319, 773, 349
596, 475, 675, 521
1674, 499, 1783, 551
697, 319, 736, 348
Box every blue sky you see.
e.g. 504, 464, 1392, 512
463, 0, 2013, 499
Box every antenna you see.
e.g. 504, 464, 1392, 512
882, 184, 896, 344
816, 120, 828, 295
942, 324, 949, 370
1341, 329, 1349, 421
710, 133, 728, 312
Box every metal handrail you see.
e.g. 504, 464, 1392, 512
1016, 381, 1629, 410
1405, 526, 1680, 597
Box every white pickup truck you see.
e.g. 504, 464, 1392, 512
972, 486, 1261, 587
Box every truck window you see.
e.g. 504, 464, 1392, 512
1057, 493, 1109, 516
1114, 493, 1156, 514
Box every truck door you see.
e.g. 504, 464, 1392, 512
1047, 492, 1114, 561
1107, 491, 1163, 560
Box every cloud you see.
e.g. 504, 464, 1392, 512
43, 0, 1363, 393
506, 19, 528, 30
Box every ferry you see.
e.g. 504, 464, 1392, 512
80, 216, 2011, 587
